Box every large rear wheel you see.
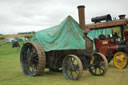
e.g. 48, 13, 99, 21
113, 52, 127, 69
20, 42, 46, 76
89, 53, 108, 76
62, 55, 83, 80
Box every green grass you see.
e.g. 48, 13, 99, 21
0, 42, 128, 85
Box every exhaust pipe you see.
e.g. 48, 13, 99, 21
77, 5, 93, 55
77, 5, 85, 31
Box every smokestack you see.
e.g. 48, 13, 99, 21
77, 5, 85, 31
119, 15, 126, 19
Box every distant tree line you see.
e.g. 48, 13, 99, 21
18, 31, 35, 34
24, 36, 32, 39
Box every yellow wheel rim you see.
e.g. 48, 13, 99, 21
113, 52, 127, 69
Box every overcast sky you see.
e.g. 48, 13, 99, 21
0, 0, 128, 34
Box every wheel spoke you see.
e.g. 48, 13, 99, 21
99, 67, 104, 72
70, 72, 73, 79
75, 70, 78, 73
99, 68, 102, 74
72, 57, 75, 63
69, 57, 73, 65
91, 67, 95, 71
95, 68, 97, 74
31, 66, 34, 72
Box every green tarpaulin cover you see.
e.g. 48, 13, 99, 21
32, 16, 85, 51
88, 28, 111, 40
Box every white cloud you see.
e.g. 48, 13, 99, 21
0, 0, 128, 34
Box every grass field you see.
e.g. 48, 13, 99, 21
0, 41, 128, 85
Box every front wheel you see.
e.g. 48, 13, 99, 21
89, 53, 108, 76
62, 55, 83, 80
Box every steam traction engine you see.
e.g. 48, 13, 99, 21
86, 14, 128, 69
20, 5, 108, 80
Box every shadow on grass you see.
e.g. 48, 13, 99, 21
108, 64, 115, 68
38, 69, 63, 78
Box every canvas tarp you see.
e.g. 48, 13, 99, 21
32, 16, 85, 51
87, 28, 111, 40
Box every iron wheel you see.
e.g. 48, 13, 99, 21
20, 42, 46, 76
89, 53, 108, 76
62, 55, 83, 80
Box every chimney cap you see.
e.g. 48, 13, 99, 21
119, 14, 126, 17
77, 5, 85, 8
119, 14, 126, 19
